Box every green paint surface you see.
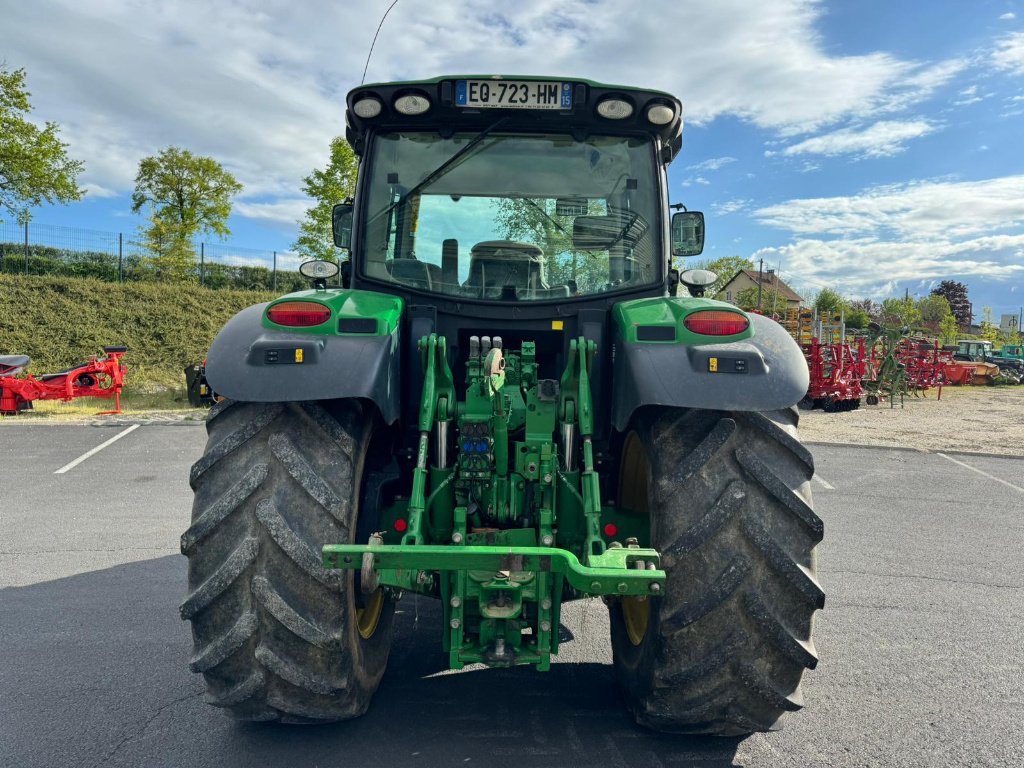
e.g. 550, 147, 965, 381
262, 288, 404, 335
613, 296, 754, 344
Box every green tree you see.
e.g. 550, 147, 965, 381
844, 307, 870, 329
939, 314, 959, 345
687, 255, 754, 299
917, 294, 951, 331
735, 285, 787, 315
131, 146, 242, 238
0, 67, 84, 223
131, 146, 242, 277
979, 306, 999, 342
879, 296, 921, 328
930, 280, 971, 330
293, 137, 358, 262
812, 287, 847, 316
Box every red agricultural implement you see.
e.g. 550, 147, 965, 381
0, 346, 127, 415
891, 338, 946, 393
799, 336, 866, 411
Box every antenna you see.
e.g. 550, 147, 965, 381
361, 0, 401, 85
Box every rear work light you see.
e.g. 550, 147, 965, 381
683, 310, 749, 336
266, 301, 331, 327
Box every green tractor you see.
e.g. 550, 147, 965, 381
181, 76, 822, 735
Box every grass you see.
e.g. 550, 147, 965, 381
0, 273, 277, 414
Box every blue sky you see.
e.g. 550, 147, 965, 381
5, 0, 1024, 321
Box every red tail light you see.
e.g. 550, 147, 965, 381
266, 301, 331, 327
684, 310, 749, 336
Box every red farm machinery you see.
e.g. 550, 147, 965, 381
0, 346, 127, 415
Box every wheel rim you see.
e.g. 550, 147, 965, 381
619, 431, 651, 646
356, 588, 385, 640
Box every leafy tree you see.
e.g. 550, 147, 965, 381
939, 314, 959, 345
132, 217, 197, 283
812, 287, 847, 316
845, 307, 870, 329
131, 146, 242, 271
735, 285, 788, 315
687, 255, 754, 299
917, 294, 951, 331
979, 306, 999, 342
879, 296, 921, 328
0, 67, 84, 223
930, 280, 971, 330
293, 137, 358, 262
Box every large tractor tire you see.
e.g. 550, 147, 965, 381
181, 399, 394, 723
610, 407, 823, 735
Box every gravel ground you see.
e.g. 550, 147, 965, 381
798, 383, 1024, 456
7, 383, 1023, 458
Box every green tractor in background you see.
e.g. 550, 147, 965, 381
181, 76, 822, 735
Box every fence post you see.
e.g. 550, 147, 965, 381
200, 242, 205, 286
118, 233, 124, 283
24, 221, 29, 275
273, 251, 277, 291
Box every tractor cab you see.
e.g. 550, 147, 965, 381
956, 339, 994, 362
332, 76, 702, 309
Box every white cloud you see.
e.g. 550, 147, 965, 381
682, 176, 711, 187
687, 157, 737, 172
993, 32, 1024, 75
2, 0, 975, 209
234, 199, 311, 227
756, 175, 1024, 239
751, 176, 1024, 297
1000, 12, 1016, 20
753, 236, 1024, 299
780, 120, 936, 158
712, 199, 752, 215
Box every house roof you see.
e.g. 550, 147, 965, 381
721, 269, 803, 302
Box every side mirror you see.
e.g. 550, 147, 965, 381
670, 211, 705, 257
332, 203, 353, 249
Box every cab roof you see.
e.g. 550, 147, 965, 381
345, 75, 684, 163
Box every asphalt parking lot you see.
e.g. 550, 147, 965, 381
1, 422, 1022, 767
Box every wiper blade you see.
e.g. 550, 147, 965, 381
368, 118, 510, 226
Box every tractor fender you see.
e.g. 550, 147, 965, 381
611, 313, 809, 431
204, 303, 400, 423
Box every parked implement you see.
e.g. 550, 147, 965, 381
0, 347, 127, 415
182, 76, 821, 734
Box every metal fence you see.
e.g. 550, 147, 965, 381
0, 220, 310, 292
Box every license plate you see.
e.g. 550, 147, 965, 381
455, 80, 572, 110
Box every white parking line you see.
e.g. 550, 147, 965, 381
812, 474, 836, 490
936, 452, 1024, 494
54, 424, 140, 474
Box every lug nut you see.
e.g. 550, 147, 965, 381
541, 534, 554, 546
452, 532, 463, 544
450, 596, 462, 608
540, 621, 551, 632
450, 618, 461, 629
540, 598, 552, 610
650, 583, 662, 594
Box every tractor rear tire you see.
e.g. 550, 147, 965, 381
181, 399, 393, 723
610, 407, 823, 735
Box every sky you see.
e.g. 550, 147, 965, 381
4, 0, 1024, 321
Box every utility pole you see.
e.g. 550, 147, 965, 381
756, 258, 763, 310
